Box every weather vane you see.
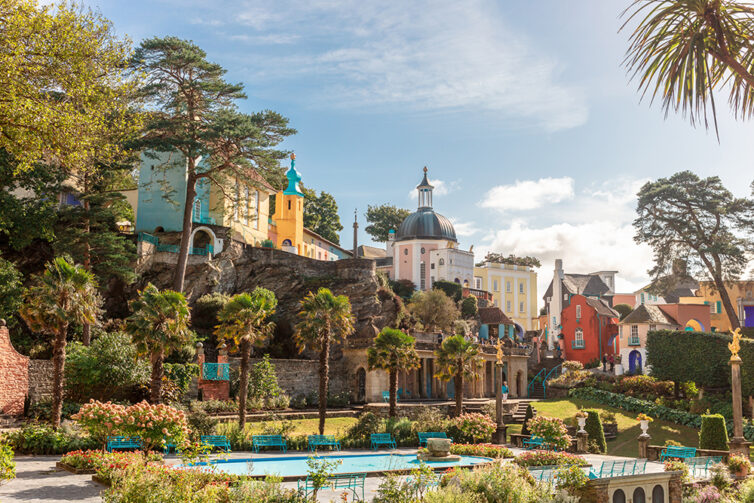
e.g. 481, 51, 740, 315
729, 328, 742, 362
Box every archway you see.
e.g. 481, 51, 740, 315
154, 226, 164, 234
612, 489, 626, 503
632, 487, 646, 503
192, 229, 212, 249
356, 368, 366, 403
282, 239, 292, 246
189, 225, 217, 254
685, 319, 704, 332
628, 350, 642, 374
652, 485, 665, 503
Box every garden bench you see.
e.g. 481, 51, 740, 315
370, 433, 397, 450
381, 391, 394, 403
163, 440, 178, 455
200, 435, 231, 452
252, 434, 288, 453
417, 432, 451, 448
522, 436, 559, 451
298, 472, 366, 501
660, 445, 696, 461
685, 456, 723, 478
307, 434, 341, 452
106, 436, 142, 452
528, 465, 558, 482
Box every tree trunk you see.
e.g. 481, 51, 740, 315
674, 381, 680, 399
318, 335, 331, 435
454, 373, 463, 417
172, 173, 197, 292
715, 276, 741, 331
389, 369, 397, 418
150, 350, 164, 404
50, 323, 68, 429
238, 339, 251, 428
81, 175, 92, 346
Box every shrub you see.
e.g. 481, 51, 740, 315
230, 478, 306, 502
615, 375, 673, 398
65, 332, 151, 403
461, 296, 478, 318
121, 401, 190, 452
347, 412, 382, 443
447, 413, 496, 444
248, 355, 282, 401
164, 363, 199, 396
186, 407, 218, 439
584, 358, 601, 369
289, 395, 307, 410
60, 450, 162, 471
432, 280, 463, 302
601, 411, 617, 424
555, 464, 588, 492
450, 443, 513, 459
1, 423, 97, 455
709, 462, 732, 490
513, 450, 587, 467
71, 400, 129, 448
738, 478, 754, 503
192, 293, 230, 329
412, 407, 448, 434
372, 474, 418, 503
385, 417, 415, 446
699, 414, 729, 451
728, 454, 750, 473
584, 409, 606, 453
526, 415, 571, 451
0, 443, 15, 485
443, 462, 571, 501
562, 360, 584, 372
521, 404, 534, 436
664, 459, 690, 483
27, 400, 82, 422
694, 485, 722, 503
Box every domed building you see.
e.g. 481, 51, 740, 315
386, 168, 474, 290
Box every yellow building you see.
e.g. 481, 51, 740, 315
473, 260, 538, 332
682, 281, 754, 332
211, 173, 273, 247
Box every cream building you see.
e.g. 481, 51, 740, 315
473, 260, 538, 332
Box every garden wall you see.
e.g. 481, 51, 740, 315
27, 359, 55, 404
0, 323, 29, 415
228, 357, 349, 398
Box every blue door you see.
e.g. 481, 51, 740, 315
745, 306, 754, 328
629, 350, 642, 374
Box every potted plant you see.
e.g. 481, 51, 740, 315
637, 413, 653, 435
728, 454, 751, 479
575, 410, 588, 433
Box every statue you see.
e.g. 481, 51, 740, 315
729, 328, 742, 362
495, 338, 504, 365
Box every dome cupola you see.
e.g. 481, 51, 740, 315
395, 167, 457, 242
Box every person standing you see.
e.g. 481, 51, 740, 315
602, 353, 608, 372
608, 354, 615, 373
501, 381, 509, 402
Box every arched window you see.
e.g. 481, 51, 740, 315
439, 258, 445, 265
652, 485, 664, 503
282, 239, 292, 246
632, 487, 646, 503
576, 304, 582, 319
612, 489, 626, 503
454, 278, 460, 284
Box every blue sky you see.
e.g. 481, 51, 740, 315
87, 0, 754, 295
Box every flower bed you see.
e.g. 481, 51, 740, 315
58, 450, 162, 475
450, 443, 513, 459
513, 450, 588, 468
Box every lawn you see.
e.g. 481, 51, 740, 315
507, 398, 700, 457
218, 417, 358, 438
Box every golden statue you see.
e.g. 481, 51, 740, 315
495, 338, 504, 365
729, 328, 742, 362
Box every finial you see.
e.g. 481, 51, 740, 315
291, 153, 295, 161
423, 166, 428, 173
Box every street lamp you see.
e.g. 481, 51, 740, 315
494, 338, 507, 444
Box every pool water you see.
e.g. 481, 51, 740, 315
188, 453, 492, 478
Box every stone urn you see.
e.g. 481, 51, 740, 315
577, 417, 587, 434
639, 420, 650, 436
419, 438, 460, 462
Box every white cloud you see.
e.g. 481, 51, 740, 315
480, 177, 575, 212
449, 218, 481, 237
408, 179, 460, 200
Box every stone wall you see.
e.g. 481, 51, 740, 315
228, 357, 349, 399
28, 359, 55, 404
0, 323, 29, 415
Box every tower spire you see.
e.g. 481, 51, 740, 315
416, 166, 434, 209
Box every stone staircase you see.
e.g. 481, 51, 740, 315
510, 400, 536, 424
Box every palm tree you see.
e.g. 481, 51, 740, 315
126, 283, 191, 403
621, 0, 754, 136
294, 288, 355, 434
434, 334, 483, 417
367, 327, 420, 418
214, 289, 277, 428
19, 257, 101, 428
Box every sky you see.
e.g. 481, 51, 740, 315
83, 0, 754, 299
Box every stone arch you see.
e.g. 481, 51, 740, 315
189, 226, 222, 254
611, 489, 626, 503
154, 226, 165, 233
652, 485, 665, 503
632, 487, 646, 503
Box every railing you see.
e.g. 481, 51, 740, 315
528, 367, 546, 398
571, 340, 585, 349
542, 363, 562, 398
156, 243, 179, 253
138, 232, 159, 245
628, 336, 641, 346
202, 363, 229, 381
189, 245, 214, 256
192, 215, 217, 225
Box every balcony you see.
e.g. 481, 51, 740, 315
571, 339, 585, 349
463, 287, 493, 301
628, 336, 641, 347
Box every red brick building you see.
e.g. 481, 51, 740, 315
0, 320, 29, 415
558, 294, 620, 366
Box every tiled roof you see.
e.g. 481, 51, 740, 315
585, 297, 619, 318
620, 304, 678, 325
478, 307, 513, 325
544, 273, 611, 300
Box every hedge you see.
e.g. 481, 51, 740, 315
433, 280, 462, 301
699, 414, 729, 451
584, 409, 606, 453
568, 387, 754, 442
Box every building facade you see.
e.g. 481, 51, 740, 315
689, 281, 754, 332
558, 294, 619, 366
473, 260, 538, 332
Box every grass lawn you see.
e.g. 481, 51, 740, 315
219, 417, 358, 437
509, 398, 700, 457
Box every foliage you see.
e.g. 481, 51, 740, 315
562, 360, 584, 372
410, 289, 460, 332
739, 478, 754, 503
367, 327, 420, 417
371, 474, 418, 503
163, 363, 199, 395
0, 443, 15, 485
71, 400, 128, 448
709, 462, 732, 491
434, 334, 482, 416
664, 460, 690, 484
384, 417, 415, 446
186, 407, 218, 439
461, 295, 478, 318
443, 463, 572, 502
1, 423, 97, 455
411, 407, 449, 434
65, 332, 150, 402
699, 414, 729, 451
229, 477, 307, 503
525, 415, 572, 451
584, 409, 607, 453
513, 450, 588, 467
302, 187, 343, 245
447, 413, 496, 444
121, 401, 190, 452
432, 280, 463, 302
249, 354, 283, 402
26, 400, 81, 422
521, 404, 535, 436
478, 253, 541, 268
615, 374, 674, 398
613, 303, 633, 320
390, 279, 417, 300
126, 283, 192, 403
192, 293, 230, 330
0, 0, 140, 172
365, 204, 411, 242
450, 443, 513, 459
305, 455, 342, 501
0, 257, 23, 327
728, 454, 750, 473
20, 256, 101, 427
60, 450, 162, 471
555, 464, 588, 492
633, 172, 754, 330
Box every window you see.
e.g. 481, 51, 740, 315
519, 283, 524, 294
506, 281, 511, 293
649, 324, 656, 332
252, 190, 259, 229
403, 249, 408, 255
519, 301, 525, 312
575, 328, 584, 342
431, 263, 435, 270
493, 280, 498, 291
193, 198, 201, 221
640, 293, 645, 304
631, 325, 638, 337
234, 181, 240, 221
506, 300, 511, 313
439, 258, 445, 265
651, 485, 665, 503
618, 325, 623, 336
287, 200, 291, 210
474, 277, 482, 289
573, 328, 585, 349
431, 276, 435, 287
612, 489, 626, 503
420, 263, 426, 290
575, 305, 582, 320
632, 487, 646, 503
243, 186, 250, 225
630, 325, 640, 346
421, 247, 426, 254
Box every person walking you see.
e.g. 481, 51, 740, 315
501, 381, 509, 402
608, 354, 615, 373
602, 353, 608, 372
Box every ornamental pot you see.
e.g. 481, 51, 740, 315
577, 417, 586, 433
639, 420, 649, 435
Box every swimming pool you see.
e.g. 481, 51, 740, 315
186, 453, 492, 479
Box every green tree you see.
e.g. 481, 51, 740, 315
19, 257, 101, 427
0, 0, 140, 172
584, 409, 607, 454
131, 37, 295, 292
126, 283, 192, 404
634, 172, 754, 330
294, 288, 355, 434
367, 328, 420, 418
303, 187, 343, 244
214, 289, 277, 427
613, 303, 633, 321
478, 253, 541, 268
409, 290, 460, 333
461, 295, 478, 319
433, 280, 463, 302
365, 204, 411, 242
621, 0, 754, 137
0, 257, 23, 327
434, 334, 482, 416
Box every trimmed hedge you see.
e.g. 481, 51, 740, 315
584, 409, 606, 453
521, 404, 534, 436
699, 414, 729, 451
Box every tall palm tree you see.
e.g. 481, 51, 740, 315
434, 334, 483, 417
621, 0, 754, 135
294, 288, 355, 434
367, 327, 420, 418
126, 283, 191, 403
20, 257, 101, 428
214, 289, 277, 428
